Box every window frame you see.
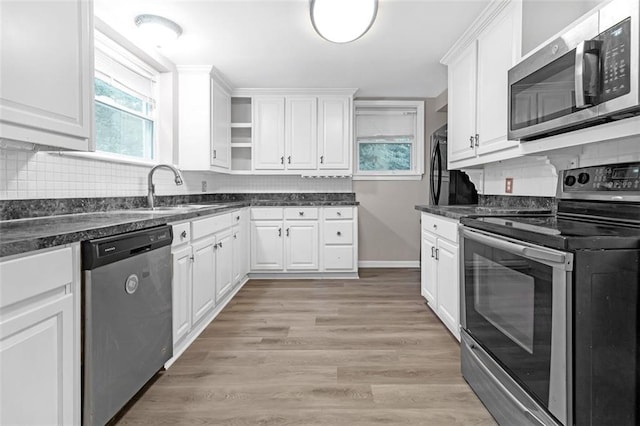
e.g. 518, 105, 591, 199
353, 100, 425, 181
93, 30, 160, 162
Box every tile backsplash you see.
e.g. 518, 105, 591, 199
0, 151, 352, 200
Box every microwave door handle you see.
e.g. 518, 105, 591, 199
575, 40, 602, 109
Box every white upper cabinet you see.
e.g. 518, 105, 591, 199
177, 66, 232, 172
318, 96, 351, 171
442, 0, 522, 168
211, 78, 231, 169
253, 96, 286, 170
286, 97, 318, 170
244, 89, 355, 175
0, 0, 93, 151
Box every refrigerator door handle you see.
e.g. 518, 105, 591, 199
434, 141, 443, 205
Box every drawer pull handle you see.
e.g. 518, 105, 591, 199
278, 228, 282, 237
189, 255, 194, 262
236, 215, 240, 221
336, 212, 342, 216
286, 228, 290, 237
181, 230, 187, 238
299, 211, 304, 216
431, 247, 435, 258
337, 231, 342, 236
433, 224, 437, 229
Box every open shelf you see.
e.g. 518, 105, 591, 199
231, 97, 252, 124
231, 142, 252, 148
231, 146, 252, 172
231, 123, 252, 128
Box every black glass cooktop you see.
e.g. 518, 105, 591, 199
461, 215, 640, 250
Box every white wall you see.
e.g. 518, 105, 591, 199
480, 137, 640, 196
0, 151, 351, 200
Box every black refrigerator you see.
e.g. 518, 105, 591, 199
429, 125, 478, 205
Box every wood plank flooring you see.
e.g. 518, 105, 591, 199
114, 268, 496, 425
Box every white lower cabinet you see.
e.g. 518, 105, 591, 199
251, 206, 358, 275
0, 245, 80, 426
169, 208, 250, 362
421, 212, 460, 341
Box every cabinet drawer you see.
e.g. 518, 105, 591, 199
285, 207, 318, 220
171, 222, 191, 246
231, 208, 246, 225
192, 213, 233, 240
324, 246, 354, 270
324, 207, 353, 220
421, 213, 459, 242
324, 222, 353, 245
251, 207, 284, 220
0, 247, 73, 309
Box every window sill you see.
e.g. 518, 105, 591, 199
352, 174, 423, 181
53, 150, 159, 167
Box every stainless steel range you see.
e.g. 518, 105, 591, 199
459, 161, 640, 426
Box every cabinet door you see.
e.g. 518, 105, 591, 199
476, 2, 520, 155
285, 221, 319, 270
286, 97, 317, 170
211, 80, 231, 169
215, 231, 234, 301
241, 210, 251, 278
1, 293, 75, 426
171, 245, 192, 346
421, 231, 438, 307
448, 42, 478, 164
250, 220, 284, 271
436, 238, 460, 340
0, 0, 92, 150
318, 96, 350, 170
191, 237, 216, 325
232, 225, 242, 285
253, 97, 285, 170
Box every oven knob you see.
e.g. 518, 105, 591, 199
577, 172, 590, 185
564, 175, 576, 186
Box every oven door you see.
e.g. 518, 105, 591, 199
460, 228, 573, 425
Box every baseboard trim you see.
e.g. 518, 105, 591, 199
249, 272, 359, 280
358, 261, 420, 268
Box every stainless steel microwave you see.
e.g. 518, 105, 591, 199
508, 0, 639, 141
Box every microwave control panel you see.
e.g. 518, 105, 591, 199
598, 18, 631, 103
563, 162, 640, 191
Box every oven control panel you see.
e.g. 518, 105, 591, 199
562, 162, 640, 192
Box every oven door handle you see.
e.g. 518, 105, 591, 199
462, 228, 567, 265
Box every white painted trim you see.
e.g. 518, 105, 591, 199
232, 88, 358, 97
352, 175, 423, 181
52, 151, 158, 167
249, 272, 359, 280
358, 261, 420, 268
164, 275, 249, 369
441, 0, 514, 65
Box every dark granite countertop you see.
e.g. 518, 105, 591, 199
1, 196, 359, 258
414, 204, 552, 220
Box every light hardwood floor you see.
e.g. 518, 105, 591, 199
115, 268, 496, 425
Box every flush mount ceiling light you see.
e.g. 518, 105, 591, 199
310, 0, 378, 43
134, 14, 182, 47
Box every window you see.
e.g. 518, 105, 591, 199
354, 100, 424, 179
94, 31, 158, 160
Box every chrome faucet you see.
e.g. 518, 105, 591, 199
147, 164, 184, 209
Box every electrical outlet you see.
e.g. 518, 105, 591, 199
201, 180, 207, 192
505, 177, 513, 194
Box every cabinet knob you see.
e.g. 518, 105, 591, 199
181, 230, 187, 238
189, 255, 195, 262
236, 215, 240, 221
299, 211, 304, 216
234, 234, 237, 239
433, 224, 437, 229
337, 231, 342, 236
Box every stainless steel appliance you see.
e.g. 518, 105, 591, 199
508, 0, 639, 140
429, 125, 478, 205
459, 161, 640, 425
81, 226, 173, 426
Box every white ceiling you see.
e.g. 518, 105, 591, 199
95, 0, 491, 98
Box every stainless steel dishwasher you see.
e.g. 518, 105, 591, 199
81, 225, 173, 426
